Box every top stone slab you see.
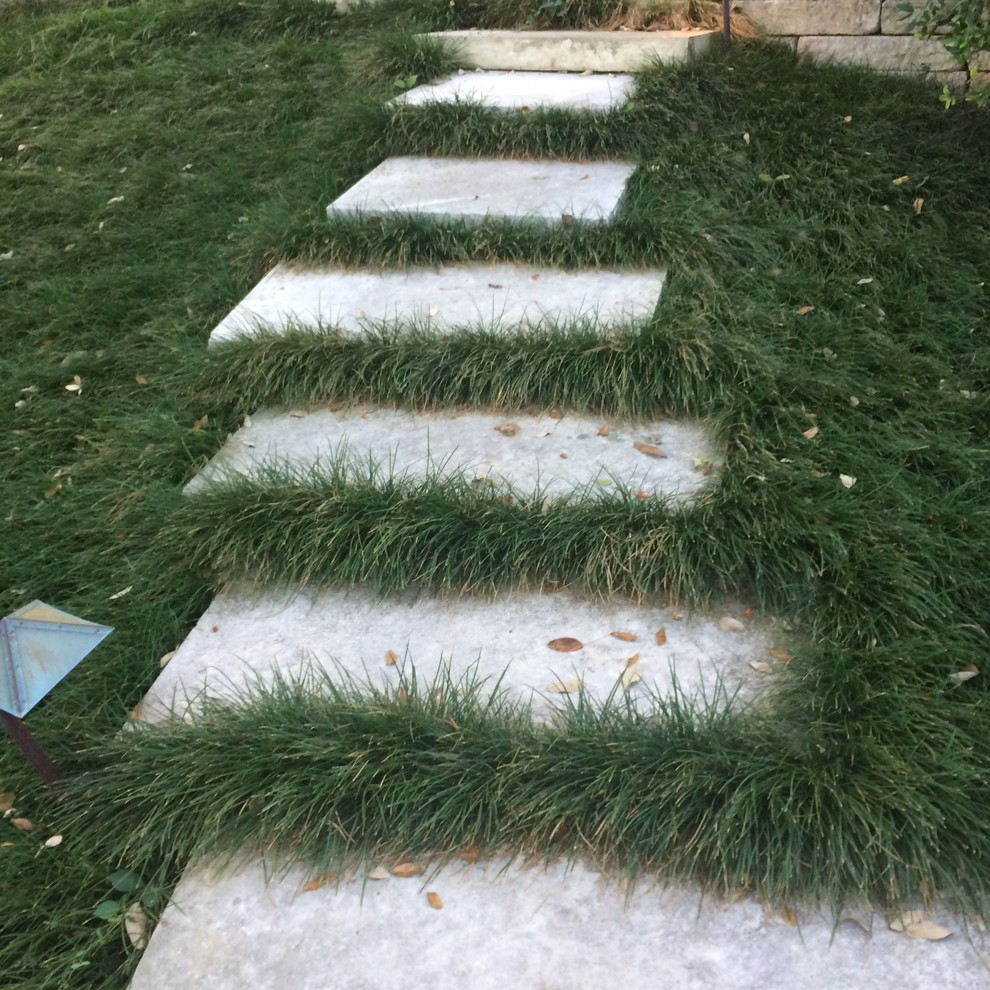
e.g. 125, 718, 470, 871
327, 156, 634, 224
426, 29, 716, 72
392, 70, 636, 111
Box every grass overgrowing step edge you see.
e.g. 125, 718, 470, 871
165, 466, 989, 651
65, 666, 990, 916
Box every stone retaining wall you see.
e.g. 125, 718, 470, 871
730, 0, 972, 92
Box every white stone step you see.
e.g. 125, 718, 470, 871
391, 70, 635, 111
186, 407, 719, 502
209, 262, 663, 346
424, 29, 716, 73
129, 855, 988, 990
140, 585, 777, 725
327, 156, 634, 224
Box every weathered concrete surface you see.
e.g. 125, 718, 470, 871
186, 407, 719, 503
392, 69, 636, 110
425, 29, 715, 72
327, 156, 634, 224
129, 856, 990, 990
798, 34, 957, 71
140, 585, 775, 725
732, 0, 880, 36
209, 263, 664, 346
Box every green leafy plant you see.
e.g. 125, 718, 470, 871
393, 72, 418, 89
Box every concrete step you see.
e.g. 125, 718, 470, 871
327, 156, 634, 225
130, 852, 988, 990
209, 262, 663, 346
392, 69, 635, 111
140, 584, 776, 725
423, 29, 716, 73
186, 407, 719, 502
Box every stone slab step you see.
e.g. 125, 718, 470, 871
327, 156, 634, 224
186, 407, 718, 502
129, 854, 989, 990
140, 585, 775, 725
209, 262, 664, 346
423, 29, 716, 73
391, 69, 636, 111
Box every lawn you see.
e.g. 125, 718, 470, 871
1, 0, 989, 986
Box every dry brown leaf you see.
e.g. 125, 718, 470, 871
426, 891, 443, 910
391, 862, 424, 878
458, 844, 480, 863
559, 452, 568, 459
288, 409, 308, 418
10, 818, 35, 831
749, 661, 774, 674
889, 910, 923, 932
633, 441, 667, 458
779, 906, 799, 926
191, 414, 208, 431
130, 705, 142, 721
795, 305, 814, 316
611, 631, 637, 642
367, 865, 391, 880
839, 474, 857, 489
744, 607, 754, 620
768, 647, 793, 663
548, 407, 563, 420
547, 637, 583, 652
719, 616, 745, 633
135, 375, 147, 385
670, 611, 683, 621
634, 490, 650, 500
43, 834, 63, 848
913, 196, 925, 216
0, 792, 14, 813
655, 627, 667, 646
890, 912, 951, 940
385, 650, 398, 666
802, 425, 819, 439
397, 687, 408, 705
547, 677, 583, 694
493, 422, 520, 437
620, 662, 642, 692
125, 902, 148, 949
598, 424, 609, 436
158, 650, 176, 669
949, 668, 979, 685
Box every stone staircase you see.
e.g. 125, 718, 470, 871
127, 24, 989, 990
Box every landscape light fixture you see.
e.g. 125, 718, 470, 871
0, 600, 113, 785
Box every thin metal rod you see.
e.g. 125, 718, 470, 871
0, 711, 63, 787
723, 0, 732, 43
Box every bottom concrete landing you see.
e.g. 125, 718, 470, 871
129, 856, 989, 990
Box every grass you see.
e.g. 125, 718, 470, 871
1, 0, 989, 985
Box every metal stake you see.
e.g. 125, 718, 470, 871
0, 710, 63, 787
723, 0, 732, 44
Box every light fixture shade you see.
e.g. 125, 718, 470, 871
0, 601, 113, 718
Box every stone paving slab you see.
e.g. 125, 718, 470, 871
186, 408, 718, 501
327, 156, 634, 224
140, 585, 775, 724
426, 29, 716, 72
129, 855, 990, 990
391, 70, 636, 110
209, 262, 664, 346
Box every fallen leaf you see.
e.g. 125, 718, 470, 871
130, 705, 142, 720
620, 662, 642, 691
191, 414, 208, 431
65, 376, 82, 393
719, 616, 745, 633
913, 196, 924, 216
125, 902, 148, 949
458, 844, 480, 863
0, 792, 13, 813
367, 865, 391, 880
397, 687, 408, 704
288, 409, 308, 418
559, 452, 568, 459
795, 305, 814, 316
839, 474, 857, 489
211, 625, 219, 633
135, 375, 148, 385
64, 243, 75, 253
671, 611, 683, 621
811, 469, 827, 478
383, 649, 399, 667
633, 441, 667, 458
611, 631, 637, 642
655, 627, 667, 646
547, 637, 583, 652
10, 818, 35, 831
531, 273, 541, 281
43, 835, 63, 848
749, 661, 774, 674
547, 678, 583, 694
391, 862, 424, 878
426, 891, 443, 910
598, 424, 609, 436
300, 871, 336, 892
547, 407, 563, 420
768, 647, 793, 662
802, 425, 819, 439
743, 132, 750, 144
948, 665, 979, 685
890, 912, 951, 940
744, 608, 754, 620
892, 175, 909, 186
687, 120, 699, 133
634, 491, 650, 500
493, 422, 520, 437
856, 277, 874, 285
158, 650, 176, 669
109, 586, 132, 600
